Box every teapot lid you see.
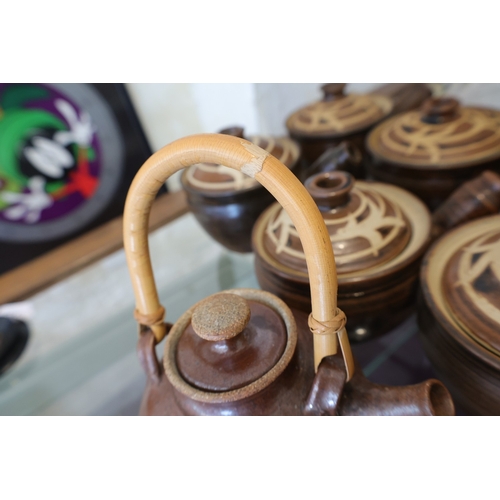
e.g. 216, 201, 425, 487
367, 97, 500, 168
181, 126, 300, 195
163, 290, 297, 401
286, 83, 393, 139
255, 171, 419, 276
437, 217, 500, 354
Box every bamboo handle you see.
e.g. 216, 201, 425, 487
123, 134, 354, 379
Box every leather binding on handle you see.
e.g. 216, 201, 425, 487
123, 134, 355, 380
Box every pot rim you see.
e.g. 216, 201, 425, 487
419, 214, 500, 367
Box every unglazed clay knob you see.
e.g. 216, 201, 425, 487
191, 293, 251, 341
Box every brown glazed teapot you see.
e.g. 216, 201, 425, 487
366, 97, 500, 210
418, 215, 500, 415
180, 126, 300, 253
124, 133, 454, 416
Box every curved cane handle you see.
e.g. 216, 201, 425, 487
123, 134, 354, 379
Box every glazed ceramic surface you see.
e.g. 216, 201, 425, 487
419, 215, 500, 415
431, 170, 500, 239
125, 133, 454, 416
252, 171, 432, 341
286, 84, 393, 178
181, 127, 300, 253
367, 98, 500, 209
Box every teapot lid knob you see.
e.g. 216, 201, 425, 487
305, 170, 354, 210
191, 293, 251, 341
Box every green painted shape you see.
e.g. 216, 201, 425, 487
0, 109, 66, 185
45, 180, 64, 194
0, 85, 50, 110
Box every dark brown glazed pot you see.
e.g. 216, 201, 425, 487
252, 171, 432, 341
367, 97, 500, 210
125, 133, 454, 416
181, 126, 300, 253
286, 84, 393, 179
286, 83, 432, 180
418, 215, 500, 415
138, 293, 454, 416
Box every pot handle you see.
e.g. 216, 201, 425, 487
123, 134, 355, 379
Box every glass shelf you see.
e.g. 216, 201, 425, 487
0, 213, 445, 415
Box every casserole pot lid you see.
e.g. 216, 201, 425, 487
174, 293, 288, 392
442, 223, 500, 353
286, 83, 393, 139
181, 126, 300, 194
367, 97, 500, 168
258, 171, 412, 275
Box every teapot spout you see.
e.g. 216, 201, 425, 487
304, 354, 455, 416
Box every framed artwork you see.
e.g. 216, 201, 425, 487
0, 83, 156, 275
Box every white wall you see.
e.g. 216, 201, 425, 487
125, 83, 386, 190
126, 82, 500, 191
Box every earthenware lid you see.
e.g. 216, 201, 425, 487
440, 218, 500, 354
165, 291, 296, 394
367, 97, 500, 168
286, 84, 393, 139
181, 126, 300, 195
257, 171, 414, 275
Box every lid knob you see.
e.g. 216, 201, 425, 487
321, 83, 347, 101
191, 293, 251, 341
304, 171, 354, 210
219, 126, 245, 139
420, 97, 459, 124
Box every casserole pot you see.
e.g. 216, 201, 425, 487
418, 215, 500, 415
181, 126, 300, 253
367, 97, 500, 209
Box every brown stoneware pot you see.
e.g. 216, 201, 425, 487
286, 84, 393, 179
181, 126, 300, 253
286, 83, 432, 180
124, 133, 455, 416
367, 97, 500, 210
252, 170, 432, 341
418, 215, 500, 415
